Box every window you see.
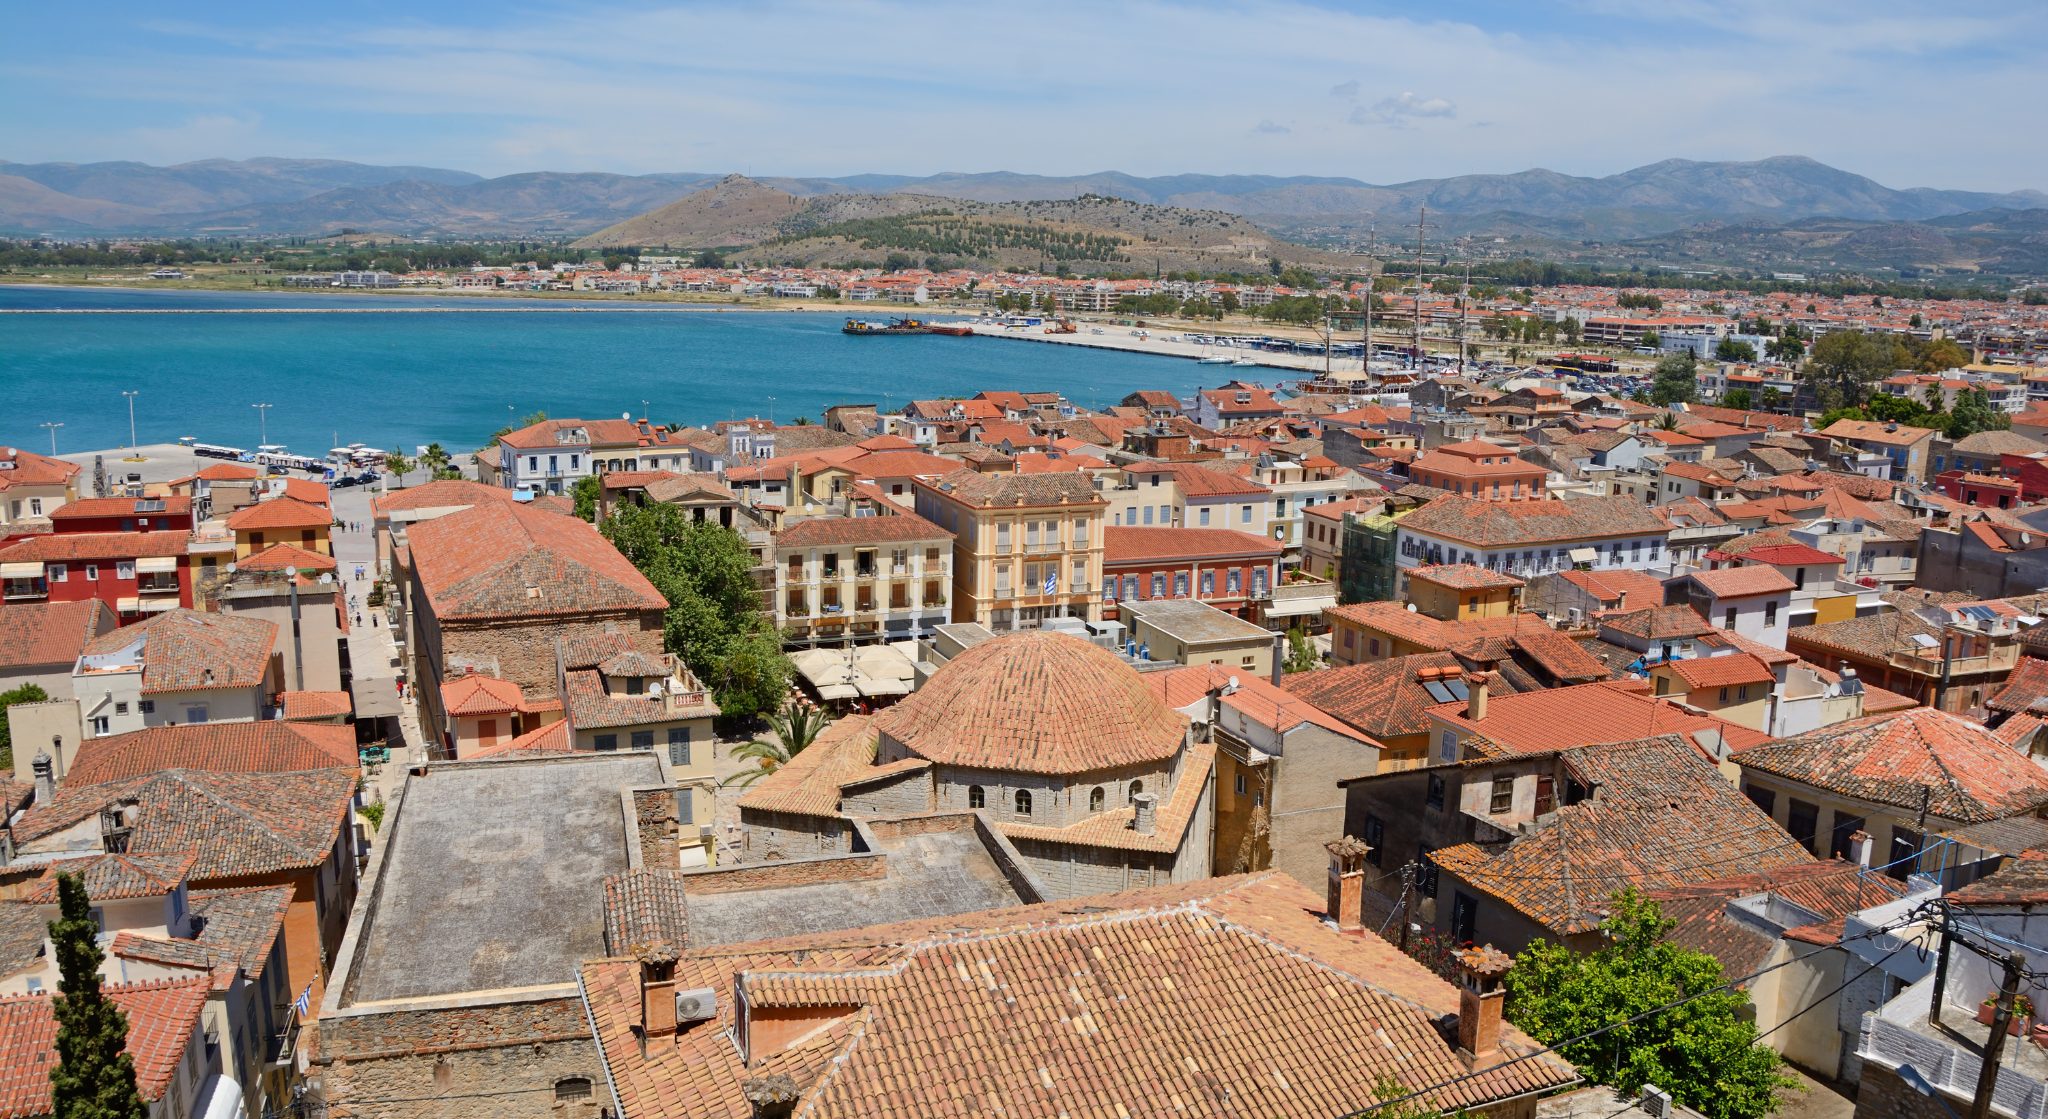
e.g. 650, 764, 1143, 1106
1829, 813, 1866, 862
1128, 780, 1143, 803
1227, 569, 1242, 594
668, 727, 692, 767
1416, 843, 1440, 897
114, 702, 129, 716
28, 499, 41, 516
117, 561, 134, 580
1489, 776, 1514, 815
183, 706, 207, 724
594, 733, 618, 751
1173, 572, 1189, 597
626, 676, 644, 695
1451, 892, 1478, 943
1014, 790, 1032, 816
90, 715, 109, 736
1240, 505, 1252, 524
1150, 573, 1166, 598
138, 701, 154, 715
1141, 505, 1155, 525
48, 564, 64, 583
1438, 731, 1458, 764
1426, 774, 1445, 810
1090, 786, 1105, 811
1725, 608, 1737, 630
997, 522, 1011, 549
1123, 574, 1139, 600
631, 730, 654, 751
1200, 571, 1215, 596
1233, 774, 1245, 796
555, 1078, 594, 1102
1787, 799, 1820, 854
1362, 815, 1384, 866
84, 564, 98, 581
968, 785, 985, 809
1368, 637, 1381, 657
1764, 600, 1778, 626
1198, 507, 1211, 526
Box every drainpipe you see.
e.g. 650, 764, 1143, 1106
288, 572, 306, 693
1933, 630, 1955, 711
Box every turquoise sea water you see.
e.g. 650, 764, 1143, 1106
0, 287, 1216, 454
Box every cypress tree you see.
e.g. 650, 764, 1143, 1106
47, 872, 148, 1119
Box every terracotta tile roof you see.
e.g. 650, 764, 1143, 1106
17, 852, 196, 903
1948, 849, 2048, 906
78, 608, 276, 694
0, 529, 189, 562
1989, 657, 2048, 714
603, 870, 691, 954
1820, 419, 1938, 446
50, 495, 193, 521
187, 886, 294, 979
468, 718, 575, 759
564, 666, 718, 729
1285, 654, 1514, 741
1687, 566, 1796, 598
224, 495, 332, 531
279, 690, 353, 720
1434, 736, 1816, 936
370, 479, 516, 517
497, 416, 651, 450
186, 463, 261, 482
1598, 605, 1715, 642
1398, 494, 1670, 548
1436, 679, 1773, 755
1102, 526, 1280, 564
645, 474, 740, 505
408, 501, 667, 621
581, 872, 1576, 1119
1147, 461, 1271, 498
1144, 663, 1376, 744
776, 513, 948, 549
239, 542, 336, 573
736, 716, 881, 818
0, 600, 113, 670
11, 768, 356, 878
1735, 707, 2048, 823
62, 721, 355, 785
1668, 653, 1776, 690
1408, 563, 1525, 591
1647, 861, 1907, 968
441, 672, 526, 716
1558, 568, 1666, 610
0, 977, 208, 1116
876, 633, 1186, 775
1001, 739, 1216, 854
1728, 543, 1842, 567
915, 468, 1104, 509
0, 447, 80, 492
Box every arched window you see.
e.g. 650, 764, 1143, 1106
1089, 787, 1105, 812
968, 785, 984, 809
1128, 780, 1144, 804
1015, 790, 1033, 816
555, 1078, 594, 1102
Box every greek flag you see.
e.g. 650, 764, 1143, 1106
1042, 573, 1056, 595
293, 984, 313, 1016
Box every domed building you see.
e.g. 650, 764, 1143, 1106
739, 631, 1215, 898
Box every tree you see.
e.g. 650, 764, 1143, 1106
1947, 388, 2012, 441
1721, 388, 1754, 411
0, 682, 48, 770
1758, 387, 1783, 412
726, 699, 835, 786
382, 452, 413, 488
1639, 330, 1660, 350
600, 503, 792, 722
1806, 330, 1898, 410
1282, 628, 1321, 674
418, 442, 451, 479
1714, 338, 1758, 363
571, 475, 602, 522
47, 872, 150, 1119
1917, 337, 1969, 372
1649, 351, 1699, 406
1504, 890, 1795, 1119
1865, 393, 1933, 426
1765, 334, 1806, 364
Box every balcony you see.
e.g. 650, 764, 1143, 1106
2, 580, 47, 602
136, 577, 180, 595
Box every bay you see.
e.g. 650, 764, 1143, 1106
0, 286, 1212, 454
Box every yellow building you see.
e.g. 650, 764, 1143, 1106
1648, 653, 1776, 731
912, 469, 1106, 630
0, 446, 80, 527
1403, 563, 1525, 621
223, 496, 333, 559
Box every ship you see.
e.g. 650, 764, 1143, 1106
843, 317, 929, 335
927, 323, 975, 337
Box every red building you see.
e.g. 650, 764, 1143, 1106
1936, 470, 2024, 509
1997, 452, 2048, 504
1102, 527, 1282, 620
0, 530, 192, 622
47, 495, 195, 535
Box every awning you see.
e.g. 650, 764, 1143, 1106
0, 562, 42, 579
116, 597, 142, 613
136, 556, 179, 574
139, 598, 178, 613
1568, 547, 1599, 563
193, 1071, 244, 1119
1263, 594, 1338, 618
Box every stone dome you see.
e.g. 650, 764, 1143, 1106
876, 631, 1186, 775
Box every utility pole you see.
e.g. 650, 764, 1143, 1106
40, 422, 62, 457
1969, 950, 2026, 1119
251, 402, 272, 447
1395, 861, 1417, 953
122, 390, 140, 452
1363, 225, 1377, 372
1458, 262, 1472, 376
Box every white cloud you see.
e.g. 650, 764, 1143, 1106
1252, 119, 1291, 135
1352, 92, 1457, 128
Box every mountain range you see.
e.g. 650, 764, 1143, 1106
2, 155, 2044, 275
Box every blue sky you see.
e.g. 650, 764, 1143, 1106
3, 1, 2039, 191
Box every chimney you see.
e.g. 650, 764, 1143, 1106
31, 752, 54, 806
744, 1075, 802, 1119
1847, 829, 1874, 867
1464, 674, 1490, 722
1325, 836, 1372, 931
1454, 945, 1514, 1068
637, 942, 681, 1044
1271, 631, 1285, 686
1132, 792, 1158, 835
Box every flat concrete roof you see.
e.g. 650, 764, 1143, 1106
1122, 598, 1275, 645
345, 752, 663, 1004
685, 827, 1031, 946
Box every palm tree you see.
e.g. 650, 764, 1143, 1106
1656, 412, 1681, 431
725, 699, 833, 786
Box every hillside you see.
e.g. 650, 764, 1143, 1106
573, 179, 1355, 273
1617, 207, 2048, 276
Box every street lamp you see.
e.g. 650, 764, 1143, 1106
251, 402, 272, 447
39, 422, 62, 456
121, 390, 140, 456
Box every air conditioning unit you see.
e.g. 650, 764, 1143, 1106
1639, 1085, 1673, 1119
675, 987, 718, 1022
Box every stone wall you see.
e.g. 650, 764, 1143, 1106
682, 851, 887, 894
839, 767, 935, 817
1854, 1058, 1963, 1119
311, 997, 603, 1119
441, 611, 662, 701
736, 808, 844, 861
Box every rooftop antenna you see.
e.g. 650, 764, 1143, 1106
1412, 205, 1427, 367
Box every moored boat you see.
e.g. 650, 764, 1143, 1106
843, 317, 930, 335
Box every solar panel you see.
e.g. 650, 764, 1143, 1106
1421, 681, 1456, 704
1908, 633, 1941, 649
1960, 606, 1999, 622
1445, 679, 1470, 701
